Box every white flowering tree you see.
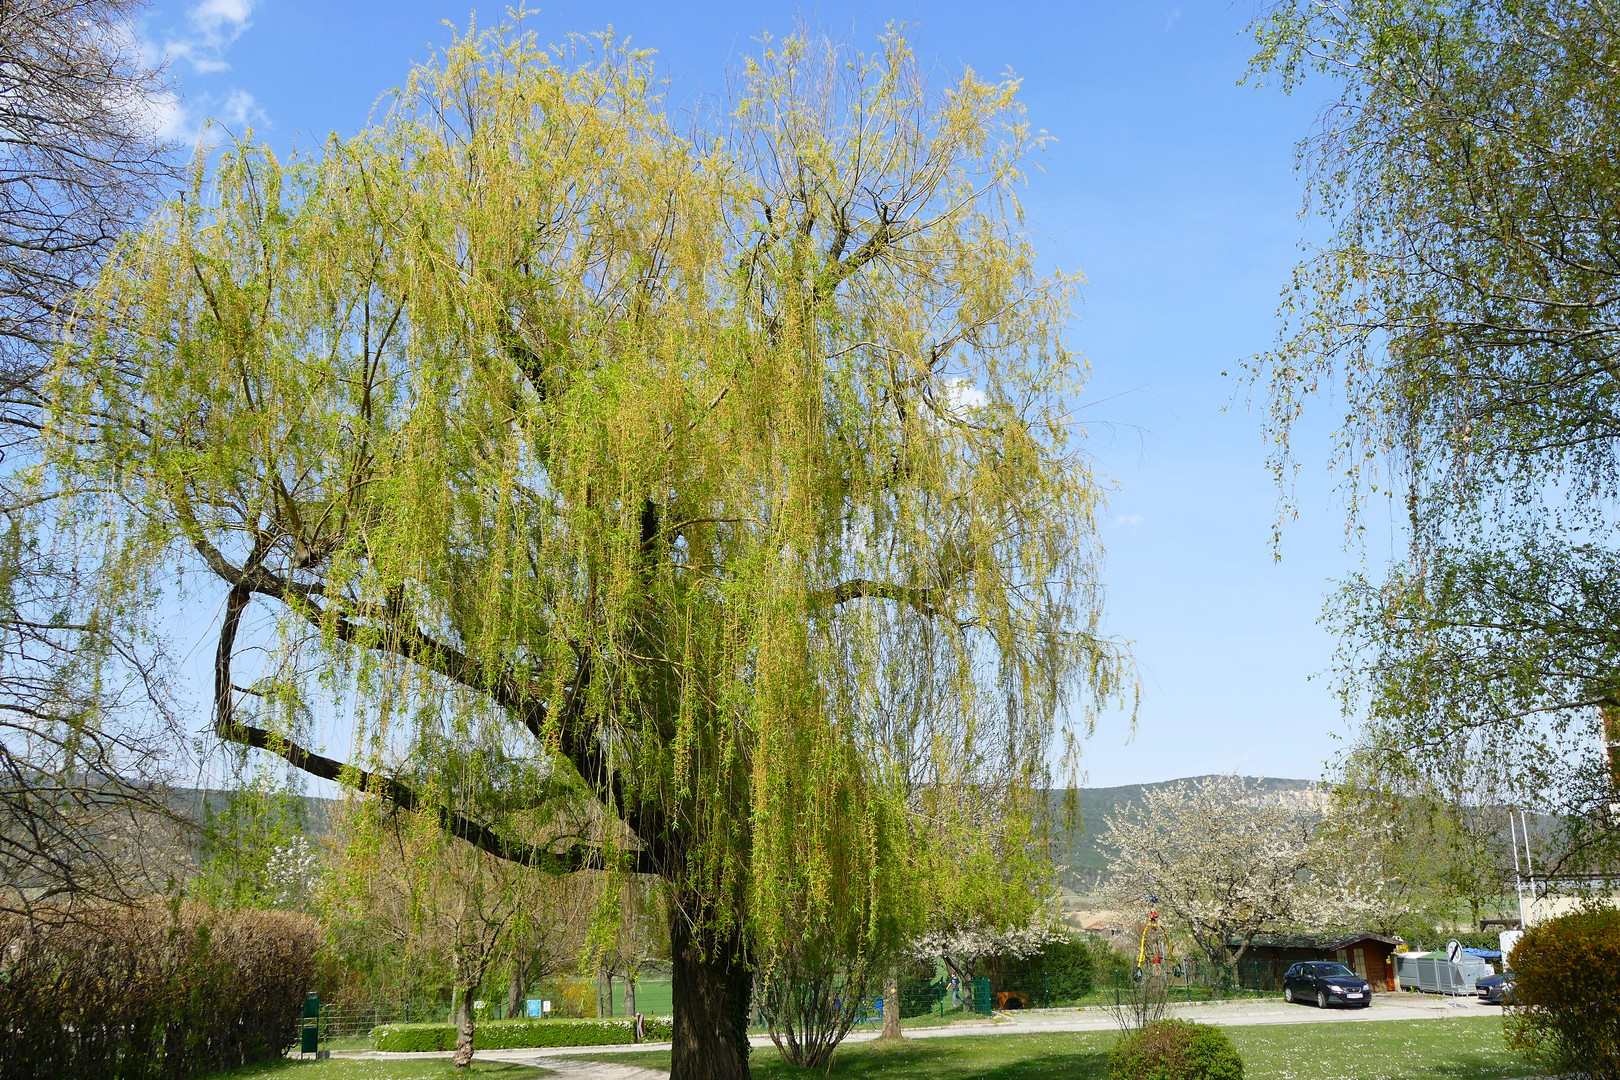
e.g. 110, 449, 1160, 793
908, 916, 1065, 988
262, 836, 325, 911
1099, 775, 1323, 979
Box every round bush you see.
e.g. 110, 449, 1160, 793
1110, 1019, 1243, 1080
1505, 905, 1620, 1080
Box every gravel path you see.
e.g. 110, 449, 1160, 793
521, 1059, 667, 1080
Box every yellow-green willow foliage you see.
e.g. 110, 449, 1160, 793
51, 21, 1127, 1076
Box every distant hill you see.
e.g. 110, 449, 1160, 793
163, 777, 1324, 896
165, 788, 342, 838
1045, 776, 1319, 896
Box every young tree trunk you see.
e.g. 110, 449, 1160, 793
625, 975, 637, 1016
599, 967, 614, 1017
452, 984, 477, 1069
507, 959, 526, 1020
670, 915, 752, 1080
882, 967, 901, 1039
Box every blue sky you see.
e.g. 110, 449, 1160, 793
142, 0, 1378, 788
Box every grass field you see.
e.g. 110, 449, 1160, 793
207, 1015, 1536, 1080
577, 1016, 1536, 1080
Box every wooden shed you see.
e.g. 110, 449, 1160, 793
1327, 933, 1402, 992
1241, 932, 1404, 993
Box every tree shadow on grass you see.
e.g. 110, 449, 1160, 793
1403, 1052, 1540, 1080
769, 1040, 1109, 1080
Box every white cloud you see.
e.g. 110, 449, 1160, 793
143, 87, 187, 141
152, 89, 267, 145
163, 0, 255, 75
219, 89, 264, 127
916, 378, 990, 431
1164, 7, 1183, 31
1113, 513, 1144, 529
133, 0, 263, 144
943, 378, 988, 413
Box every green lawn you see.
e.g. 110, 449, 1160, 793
577, 1016, 1536, 1080
202, 1016, 1537, 1080
205, 1060, 552, 1080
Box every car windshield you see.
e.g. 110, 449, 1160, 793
1320, 964, 1355, 978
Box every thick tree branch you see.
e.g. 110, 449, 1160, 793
210, 575, 655, 874
201, 535, 670, 874
810, 577, 942, 618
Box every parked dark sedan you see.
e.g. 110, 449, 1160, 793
1475, 970, 1516, 1005
1282, 962, 1373, 1008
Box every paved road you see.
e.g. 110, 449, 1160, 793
353, 992, 1504, 1075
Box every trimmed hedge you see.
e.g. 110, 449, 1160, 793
1110, 1019, 1244, 1080
372, 1016, 674, 1052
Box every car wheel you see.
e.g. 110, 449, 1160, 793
1317, 990, 1327, 1008
1284, 987, 1293, 1004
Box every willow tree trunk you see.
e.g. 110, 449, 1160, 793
452, 985, 477, 1069
670, 915, 752, 1080
882, 968, 901, 1039
507, 960, 526, 1020
625, 976, 637, 1017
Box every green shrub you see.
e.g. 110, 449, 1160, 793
371, 1023, 454, 1052
1504, 906, 1620, 1080
978, 934, 1098, 1006
1109, 1019, 1244, 1080
372, 1016, 673, 1051
1392, 922, 1503, 954
1039, 937, 1098, 1001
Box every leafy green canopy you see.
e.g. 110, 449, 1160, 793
1250, 0, 1620, 847
50, 23, 1127, 964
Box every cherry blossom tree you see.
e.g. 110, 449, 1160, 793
1099, 776, 1323, 980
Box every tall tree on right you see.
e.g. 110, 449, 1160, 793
1249, 0, 1620, 872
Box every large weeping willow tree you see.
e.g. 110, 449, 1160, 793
52, 23, 1128, 1078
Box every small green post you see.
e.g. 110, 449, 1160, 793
301, 993, 319, 1054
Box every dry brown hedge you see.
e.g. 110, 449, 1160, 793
0, 904, 318, 1080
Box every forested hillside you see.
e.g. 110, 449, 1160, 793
1046, 776, 1318, 895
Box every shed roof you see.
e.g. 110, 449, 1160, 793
1325, 932, 1405, 951
1244, 932, 1405, 951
